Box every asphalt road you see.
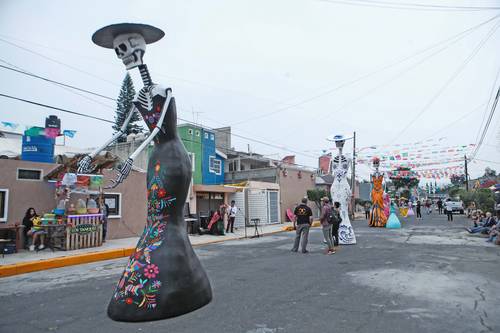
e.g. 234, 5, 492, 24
1, 212, 499, 333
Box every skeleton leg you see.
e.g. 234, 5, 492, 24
106, 91, 172, 188
77, 105, 139, 174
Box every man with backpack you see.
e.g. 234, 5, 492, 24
291, 197, 313, 253
331, 202, 342, 249
320, 197, 335, 255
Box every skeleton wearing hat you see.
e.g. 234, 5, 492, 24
81, 23, 212, 322
78, 23, 169, 186
327, 134, 357, 245
369, 157, 387, 227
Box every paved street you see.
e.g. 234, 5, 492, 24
1, 213, 499, 333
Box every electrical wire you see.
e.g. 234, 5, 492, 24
320, 0, 500, 12
230, 13, 500, 126
473, 64, 500, 147
0, 59, 318, 162
471, 85, 500, 159
0, 92, 319, 164
0, 37, 119, 87
0, 93, 115, 124
388, 19, 500, 144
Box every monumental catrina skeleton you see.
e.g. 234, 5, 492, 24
78, 23, 212, 322
328, 134, 356, 245
368, 157, 387, 227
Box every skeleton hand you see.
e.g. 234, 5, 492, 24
77, 155, 93, 174
106, 158, 133, 189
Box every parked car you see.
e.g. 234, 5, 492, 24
447, 200, 464, 214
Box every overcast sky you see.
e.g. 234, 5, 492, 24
0, 0, 499, 179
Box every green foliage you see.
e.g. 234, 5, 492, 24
457, 188, 496, 212
307, 188, 330, 210
450, 174, 465, 186
113, 73, 143, 142
392, 177, 419, 190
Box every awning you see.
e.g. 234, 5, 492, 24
193, 184, 241, 193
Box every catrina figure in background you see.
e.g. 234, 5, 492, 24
77, 23, 212, 322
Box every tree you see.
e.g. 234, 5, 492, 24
113, 73, 143, 142
484, 167, 497, 178
307, 188, 330, 211
450, 174, 465, 186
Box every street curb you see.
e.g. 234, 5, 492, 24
0, 228, 296, 278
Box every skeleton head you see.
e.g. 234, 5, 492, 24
113, 33, 146, 70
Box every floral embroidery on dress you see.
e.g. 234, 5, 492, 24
113, 161, 176, 309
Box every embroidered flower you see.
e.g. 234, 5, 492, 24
158, 188, 166, 198
144, 264, 159, 279
152, 280, 162, 289
125, 297, 134, 305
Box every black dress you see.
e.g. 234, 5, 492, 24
107, 88, 212, 322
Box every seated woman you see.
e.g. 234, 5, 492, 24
22, 208, 46, 251
467, 212, 496, 234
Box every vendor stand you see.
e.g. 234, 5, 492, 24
40, 170, 106, 251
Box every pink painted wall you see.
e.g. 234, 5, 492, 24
0, 159, 147, 240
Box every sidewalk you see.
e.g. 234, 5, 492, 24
0, 222, 298, 277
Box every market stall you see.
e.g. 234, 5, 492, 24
37, 170, 106, 251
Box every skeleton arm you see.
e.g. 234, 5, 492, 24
77, 105, 138, 174
106, 90, 172, 188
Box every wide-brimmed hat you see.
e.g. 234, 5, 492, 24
326, 134, 353, 142
92, 23, 165, 48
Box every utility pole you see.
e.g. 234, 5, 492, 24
464, 154, 469, 192
351, 131, 356, 220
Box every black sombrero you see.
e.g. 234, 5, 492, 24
92, 23, 165, 49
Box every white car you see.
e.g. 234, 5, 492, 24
446, 200, 464, 214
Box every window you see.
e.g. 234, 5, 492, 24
195, 130, 200, 137
17, 168, 42, 181
188, 152, 196, 172
103, 193, 121, 218
0, 189, 8, 222
188, 129, 193, 135
204, 133, 209, 139
210, 134, 215, 141
209, 156, 222, 175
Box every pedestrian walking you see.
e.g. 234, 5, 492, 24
291, 198, 313, 253
416, 200, 422, 219
226, 200, 237, 233
331, 202, 342, 248
364, 202, 371, 219
437, 199, 443, 215
320, 197, 335, 255
445, 199, 454, 222
425, 200, 432, 215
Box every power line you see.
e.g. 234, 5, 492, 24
0, 59, 317, 161
473, 63, 500, 146
0, 37, 119, 87
388, 19, 500, 144
0, 63, 116, 101
0, 93, 115, 124
471, 85, 500, 159
320, 0, 500, 11
230, 13, 500, 126
0, 92, 319, 163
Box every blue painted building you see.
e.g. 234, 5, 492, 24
201, 129, 225, 185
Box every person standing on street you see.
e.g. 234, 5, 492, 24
445, 199, 454, 221
437, 199, 443, 215
331, 202, 342, 249
226, 200, 237, 233
416, 200, 422, 219
320, 197, 335, 255
364, 202, 371, 219
291, 197, 313, 254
